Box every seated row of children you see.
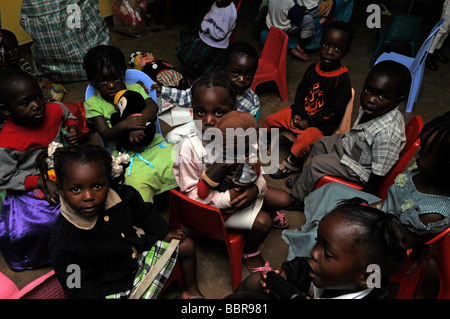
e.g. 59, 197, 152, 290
0, 18, 449, 299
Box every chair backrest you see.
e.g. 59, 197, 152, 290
85, 69, 157, 103
11, 270, 67, 299
410, 18, 445, 71
385, 14, 422, 44
168, 189, 229, 242
260, 27, 288, 71
376, 115, 423, 199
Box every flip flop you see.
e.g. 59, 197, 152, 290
272, 211, 290, 229
242, 250, 272, 273
291, 47, 309, 61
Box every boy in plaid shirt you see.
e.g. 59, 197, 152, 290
288, 60, 411, 207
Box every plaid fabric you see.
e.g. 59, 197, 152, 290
105, 240, 178, 299
20, 0, 110, 83
340, 106, 406, 182
160, 86, 260, 116
176, 30, 225, 75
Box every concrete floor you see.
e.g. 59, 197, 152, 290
1, 0, 449, 299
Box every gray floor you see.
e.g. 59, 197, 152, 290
1, 0, 449, 299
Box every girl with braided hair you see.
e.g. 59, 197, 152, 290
282, 111, 450, 260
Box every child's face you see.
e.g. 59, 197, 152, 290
224, 53, 258, 95
319, 29, 349, 70
308, 213, 366, 291
6, 78, 46, 127
59, 160, 110, 218
415, 130, 438, 176
360, 73, 403, 121
90, 66, 126, 103
193, 86, 236, 133
3, 35, 21, 65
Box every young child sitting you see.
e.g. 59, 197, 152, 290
153, 41, 260, 144
283, 111, 450, 259
83, 45, 178, 203
176, 0, 237, 78
173, 72, 292, 272
0, 29, 66, 102
0, 68, 79, 270
38, 144, 203, 299
238, 198, 412, 299
288, 60, 411, 207
263, 21, 353, 179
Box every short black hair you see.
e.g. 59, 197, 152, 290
370, 60, 412, 98
0, 67, 37, 106
83, 45, 127, 82
224, 41, 259, 69
323, 20, 354, 48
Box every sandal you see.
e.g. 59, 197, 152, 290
242, 250, 272, 273
291, 47, 309, 61
270, 158, 299, 179
272, 211, 290, 229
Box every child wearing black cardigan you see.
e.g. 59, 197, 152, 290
37, 143, 203, 299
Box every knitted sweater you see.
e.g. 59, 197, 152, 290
49, 184, 170, 299
199, 2, 237, 49
0, 102, 77, 191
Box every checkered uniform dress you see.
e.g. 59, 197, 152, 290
20, 0, 110, 82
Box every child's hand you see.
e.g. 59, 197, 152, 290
123, 113, 147, 131
258, 268, 285, 295
64, 124, 80, 145
150, 83, 162, 96
37, 178, 60, 204
229, 184, 258, 209
128, 129, 145, 144
164, 229, 186, 243
290, 114, 301, 129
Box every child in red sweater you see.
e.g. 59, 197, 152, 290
0, 68, 79, 270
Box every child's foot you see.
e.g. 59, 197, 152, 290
242, 250, 272, 273
270, 211, 290, 229
291, 45, 309, 60
181, 288, 205, 299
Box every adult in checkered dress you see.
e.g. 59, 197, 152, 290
20, 0, 110, 83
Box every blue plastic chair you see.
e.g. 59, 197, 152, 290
375, 18, 445, 113
369, 14, 423, 67
85, 69, 162, 135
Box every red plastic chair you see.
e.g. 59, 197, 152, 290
391, 226, 450, 299
251, 27, 289, 102
168, 189, 245, 291
314, 116, 423, 199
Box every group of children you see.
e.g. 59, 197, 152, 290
1, 8, 449, 299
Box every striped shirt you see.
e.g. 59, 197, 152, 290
340, 106, 406, 182
160, 86, 261, 117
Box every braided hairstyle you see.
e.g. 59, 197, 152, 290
82, 45, 127, 83
35, 144, 117, 194
327, 198, 410, 283
190, 71, 237, 107
418, 111, 450, 192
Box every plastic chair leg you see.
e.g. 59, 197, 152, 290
226, 235, 245, 291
